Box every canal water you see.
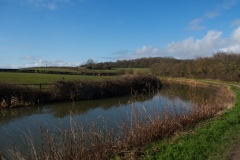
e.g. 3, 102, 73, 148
0, 82, 217, 158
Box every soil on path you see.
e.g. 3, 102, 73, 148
231, 142, 240, 160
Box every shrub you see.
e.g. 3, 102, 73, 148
50, 75, 162, 101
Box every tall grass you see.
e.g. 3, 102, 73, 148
4, 82, 233, 160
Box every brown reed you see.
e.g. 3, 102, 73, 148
6, 84, 233, 160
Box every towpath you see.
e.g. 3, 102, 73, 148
230, 84, 240, 160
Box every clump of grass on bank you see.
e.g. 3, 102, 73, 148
4, 82, 233, 159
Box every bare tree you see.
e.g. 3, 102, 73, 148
86, 59, 95, 69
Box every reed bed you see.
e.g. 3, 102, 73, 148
4, 84, 233, 160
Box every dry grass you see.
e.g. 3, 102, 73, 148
5, 83, 234, 160
160, 77, 216, 87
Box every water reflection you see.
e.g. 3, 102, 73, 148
0, 82, 217, 157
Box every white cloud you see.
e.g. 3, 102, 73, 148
21, 0, 81, 10
218, 0, 238, 9
47, 2, 58, 10
231, 26, 240, 42
21, 55, 37, 60
204, 0, 238, 18
188, 19, 204, 30
189, 0, 239, 30
231, 18, 240, 27
204, 11, 219, 18
220, 26, 240, 52
135, 46, 160, 56
165, 30, 225, 58
109, 50, 131, 60
114, 27, 240, 60
6, 59, 82, 69
30, 59, 82, 67
112, 47, 162, 60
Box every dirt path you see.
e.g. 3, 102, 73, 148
231, 143, 240, 160
230, 84, 240, 160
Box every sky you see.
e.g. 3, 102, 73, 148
0, 0, 240, 68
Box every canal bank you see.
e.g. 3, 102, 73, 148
0, 78, 233, 159
0, 75, 162, 108
138, 78, 240, 160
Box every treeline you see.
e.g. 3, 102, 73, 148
83, 52, 240, 81
81, 57, 171, 69
150, 52, 240, 82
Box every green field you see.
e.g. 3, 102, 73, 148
25, 67, 149, 74
0, 67, 150, 84
25, 67, 80, 73
0, 72, 117, 84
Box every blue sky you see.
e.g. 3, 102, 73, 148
0, 0, 240, 68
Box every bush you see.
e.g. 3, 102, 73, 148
0, 83, 49, 108
51, 75, 162, 101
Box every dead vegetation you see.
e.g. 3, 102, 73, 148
5, 82, 234, 160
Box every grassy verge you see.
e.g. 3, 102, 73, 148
141, 83, 240, 160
